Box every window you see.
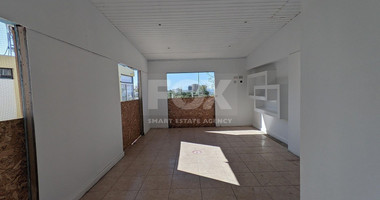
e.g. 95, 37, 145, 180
0, 68, 13, 79
167, 72, 215, 99
119, 64, 139, 101
120, 75, 133, 101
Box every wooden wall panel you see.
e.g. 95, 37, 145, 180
0, 118, 28, 200
168, 97, 215, 128
121, 100, 141, 149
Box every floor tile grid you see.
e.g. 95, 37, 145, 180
82, 127, 299, 200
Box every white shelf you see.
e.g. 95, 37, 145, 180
247, 71, 267, 79
254, 96, 267, 100
248, 71, 281, 118
255, 107, 279, 118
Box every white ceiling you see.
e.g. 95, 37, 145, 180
90, 0, 301, 60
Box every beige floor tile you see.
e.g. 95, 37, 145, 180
261, 153, 286, 161
229, 141, 248, 147
245, 161, 276, 172
111, 176, 144, 191
232, 187, 272, 200
198, 163, 231, 174
103, 190, 138, 200
104, 163, 130, 179
82, 127, 299, 200
175, 162, 199, 175
148, 165, 174, 176
200, 177, 233, 188
223, 153, 243, 162
171, 174, 200, 189
263, 186, 300, 200
201, 188, 237, 200
239, 154, 266, 162
254, 172, 291, 186
135, 190, 170, 200
268, 161, 299, 171
89, 177, 118, 193
169, 189, 202, 200
80, 191, 107, 200
233, 173, 261, 187
140, 175, 172, 190
233, 147, 253, 154
280, 152, 299, 161
228, 162, 251, 173
122, 165, 151, 177
279, 171, 300, 185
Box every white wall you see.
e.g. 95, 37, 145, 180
249, 58, 289, 144
246, 15, 300, 70
1, 1, 148, 199
148, 58, 252, 128
28, 30, 124, 200
246, 15, 301, 155
0, 0, 147, 71
0, 79, 17, 121
301, 0, 380, 199
287, 52, 300, 156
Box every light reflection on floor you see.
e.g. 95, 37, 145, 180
205, 129, 265, 135
178, 141, 240, 185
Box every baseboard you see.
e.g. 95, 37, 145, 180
73, 151, 125, 200
267, 130, 288, 144
252, 125, 288, 144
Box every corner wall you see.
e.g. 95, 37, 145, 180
148, 58, 252, 128
0, 0, 147, 71
246, 15, 301, 156
1, 1, 148, 199
301, 0, 380, 199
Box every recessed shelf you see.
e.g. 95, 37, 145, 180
248, 71, 280, 118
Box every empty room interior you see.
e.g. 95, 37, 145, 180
0, 0, 379, 200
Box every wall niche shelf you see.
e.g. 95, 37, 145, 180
248, 71, 280, 118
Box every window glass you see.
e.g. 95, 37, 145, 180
119, 65, 139, 101
167, 72, 215, 99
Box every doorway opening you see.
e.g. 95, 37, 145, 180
0, 21, 38, 199
118, 64, 143, 149
166, 72, 216, 128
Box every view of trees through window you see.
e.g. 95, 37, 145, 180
167, 72, 215, 99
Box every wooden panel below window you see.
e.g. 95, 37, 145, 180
121, 100, 142, 149
0, 118, 28, 200
168, 97, 215, 128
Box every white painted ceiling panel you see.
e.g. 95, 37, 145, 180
90, 0, 300, 60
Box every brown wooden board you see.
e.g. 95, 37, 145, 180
121, 100, 142, 149
168, 97, 216, 128
0, 118, 28, 200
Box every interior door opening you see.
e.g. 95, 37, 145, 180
118, 64, 143, 150
0, 20, 38, 200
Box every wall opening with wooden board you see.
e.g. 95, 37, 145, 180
118, 64, 143, 149
0, 21, 37, 200
167, 72, 216, 128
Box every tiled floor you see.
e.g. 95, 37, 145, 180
81, 127, 300, 200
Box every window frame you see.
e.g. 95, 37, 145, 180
0, 68, 14, 79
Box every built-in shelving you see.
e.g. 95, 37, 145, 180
248, 71, 280, 118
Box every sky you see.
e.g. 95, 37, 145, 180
167, 72, 215, 91
0, 21, 14, 56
